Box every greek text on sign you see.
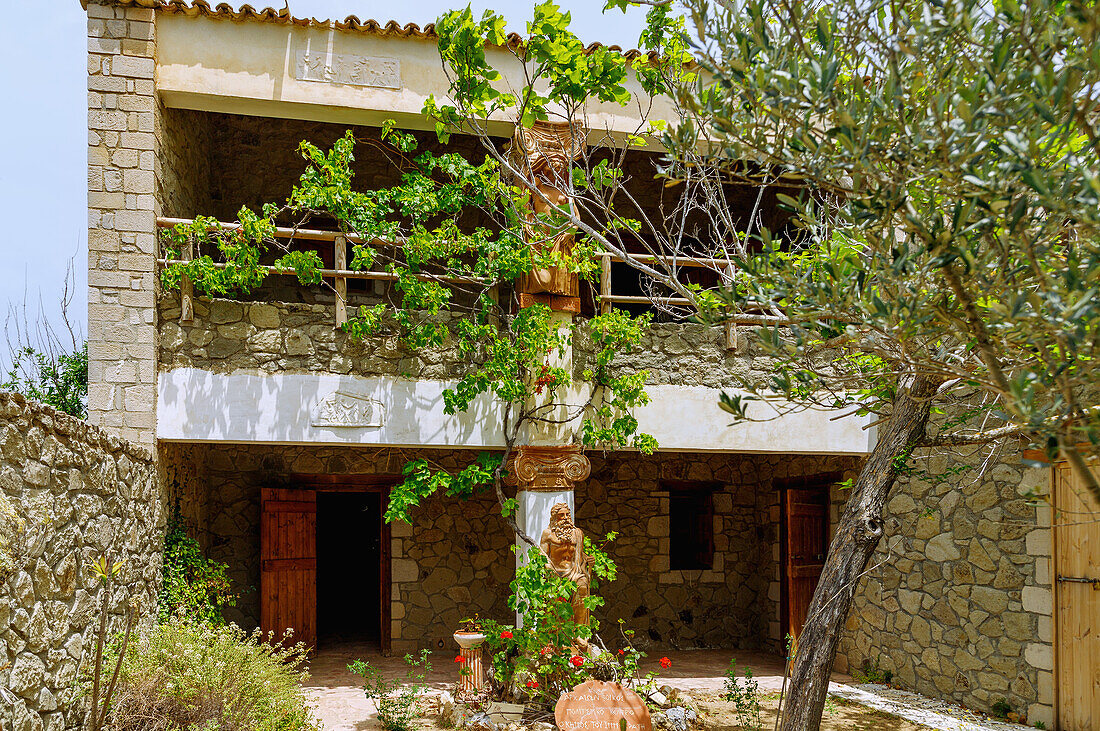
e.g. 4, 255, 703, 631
555, 679, 652, 731
294, 51, 401, 89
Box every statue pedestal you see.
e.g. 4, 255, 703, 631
453, 631, 487, 695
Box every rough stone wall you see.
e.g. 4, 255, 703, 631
0, 393, 164, 731
163, 444, 514, 655
158, 294, 774, 389
155, 107, 215, 220
165, 442, 857, 655
86, 1, 159, 448
159, 296, 473, 378
836, 445, 1055, 727
580, 452, 860, 653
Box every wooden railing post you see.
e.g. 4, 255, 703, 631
721, 263, 737, 351
180, 235, 194, 324
599, 253, 612, 315
335, 234, 348, 328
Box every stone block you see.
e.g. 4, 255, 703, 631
88, 110, 127, 131
1021, 586, 1052, 614
1023, 642, 1053, 671
123, 169, 154, 194
114, 209, 154, 232
1024, 529, 1050, 557
109, 54, 154, 79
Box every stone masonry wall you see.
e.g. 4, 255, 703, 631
161, 443, 514, 655
836, 444, 1055, 727
158, 294, 774, 389
163, 442, 857, 656
580, 452, 860, 653
86, 1, 159, 448
0, 393, 164, 731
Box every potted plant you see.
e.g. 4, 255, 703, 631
454, 616, 487, 649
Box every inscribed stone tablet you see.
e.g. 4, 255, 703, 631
555, 679, 652, 731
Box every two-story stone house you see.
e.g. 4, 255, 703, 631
83, 1, 1096, 728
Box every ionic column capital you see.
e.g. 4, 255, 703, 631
505, 445, 591, 492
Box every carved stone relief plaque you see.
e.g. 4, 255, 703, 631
294, 50, 401, 89
311, 391, 385, 428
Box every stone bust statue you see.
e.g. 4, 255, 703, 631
540, 502, 595, 636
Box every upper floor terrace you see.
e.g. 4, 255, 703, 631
85, 0, 877, 455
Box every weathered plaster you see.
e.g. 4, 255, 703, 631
156, 368, 876, 454
154, 12, 679, 145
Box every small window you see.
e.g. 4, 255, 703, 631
665, 482, 715, 570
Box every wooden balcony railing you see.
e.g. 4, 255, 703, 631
154, 217, 738, 330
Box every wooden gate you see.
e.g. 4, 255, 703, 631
261, 487, 317, 647
1054, 461, 1100, 730
782, 484, 830, 643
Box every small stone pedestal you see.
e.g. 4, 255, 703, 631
454, 631, 487, 695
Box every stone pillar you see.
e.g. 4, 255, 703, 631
86, 1, 159, 448
507, 445, 591, 628
507, 119, 591, 624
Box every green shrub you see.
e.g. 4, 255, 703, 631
103, 617, 317, 731
158, 500, 235, 624
853, 657, 893, 685
348, 650, 432, 731
723, 659, 764, 731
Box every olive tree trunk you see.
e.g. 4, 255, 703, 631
778, 373, 941, 731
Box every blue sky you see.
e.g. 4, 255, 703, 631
0, 0, 647, 348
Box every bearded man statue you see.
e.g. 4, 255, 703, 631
540, 502, 596, 640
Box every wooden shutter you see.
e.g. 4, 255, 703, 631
1055, 462, 1100, 730
261, 487, 317, 648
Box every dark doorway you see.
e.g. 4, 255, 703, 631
316, 491, 382, 647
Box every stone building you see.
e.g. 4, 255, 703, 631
81, 2, 1096, 729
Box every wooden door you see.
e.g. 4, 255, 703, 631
261, 487, 317, 647
783, 487, 829, 644
1054, 462, 1100, 731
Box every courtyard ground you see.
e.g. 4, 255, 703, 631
301, 646, 1025, 731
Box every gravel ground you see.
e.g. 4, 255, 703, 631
830, 684, 1036, 731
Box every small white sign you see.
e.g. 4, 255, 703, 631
311, 391, 385, 428
294, 50, 401, 89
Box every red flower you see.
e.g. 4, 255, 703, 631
500, 630, 513, 639
570, 655, 584, 668
617, 649, 625, 655
455, 655, 465, 664
526, 680, 539, 689
659, 657, 672, 669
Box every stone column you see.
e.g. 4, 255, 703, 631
507, 119, 591, 625
86, 1, 159, 448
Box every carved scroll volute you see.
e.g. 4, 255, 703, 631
506, 445, 591, 492
509, 121, 587, 301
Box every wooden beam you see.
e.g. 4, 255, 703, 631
180, 235, 194, 324
334, 234, 348, 328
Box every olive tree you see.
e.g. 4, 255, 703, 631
655, 0, 1100, 726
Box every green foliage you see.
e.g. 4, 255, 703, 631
157, 500, 235, 625
477, 543, 640, 703
348, 651, 432, 731
675, 0, 1100, 474
101, 616, 317, 731
853, 657, 893, 685
386, 454, 501, 525
991, 699, 1013, 719
722, 660, 764, 731
2, 342, 87, 419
